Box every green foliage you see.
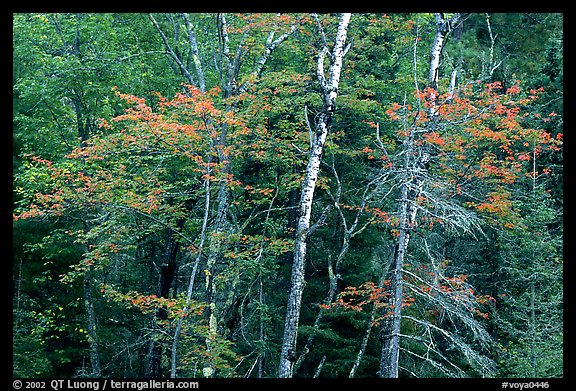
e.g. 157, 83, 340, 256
13, 13, 562, 378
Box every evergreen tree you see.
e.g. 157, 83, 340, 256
13, 12, 562, 379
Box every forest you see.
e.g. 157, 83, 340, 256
12, 13, 563, 379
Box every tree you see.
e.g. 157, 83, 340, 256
321, 13, 561, 378
378, 13, 466, 378
490, 141, 562, 377
278, 13, 351, 378
13, 12, 562, 379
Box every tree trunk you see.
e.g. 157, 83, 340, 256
351, 246, 394, 378
171, 175, 211, 378
278, 13, 351, 378
145, 215, 186, 378
293, 169, 372, 374
83, 270, 102, 377
201, 14, 296, 376
380, 163, 413, 378
150, 13, 297, 378
202, 164, 229, 378
181, 13, 206, 93
379, 14, 461, 378
428, 13, 461, 118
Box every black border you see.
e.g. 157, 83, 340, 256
7, 3, 572, 388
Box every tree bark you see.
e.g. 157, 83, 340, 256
379, 135, 417, 378
293, 163, 373, 374
278, 13, 351, 378
181, 13, 206, 93
201, 14, 297, 377
350, 246, 394, 378
83, 270, 102, 377
149, 14, 196, 86
170, 175, 211, 378
379, 13, 461, 378
428, 13, 461, 118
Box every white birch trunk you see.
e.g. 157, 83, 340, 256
428, 13, 461, 118
278, 13, 351, 378
149, 14, 196, 86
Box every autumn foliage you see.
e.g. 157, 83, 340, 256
13, 12, 562, 379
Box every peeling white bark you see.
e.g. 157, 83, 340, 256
428, 13, 461, 118
278, 13, 351, 378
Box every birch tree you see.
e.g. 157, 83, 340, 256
371, 13, 558, 378
13, 13, 562, 379
148, 13, 298, 377
278, 13, 351, 378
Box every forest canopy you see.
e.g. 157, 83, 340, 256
12, 12, 563, 379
